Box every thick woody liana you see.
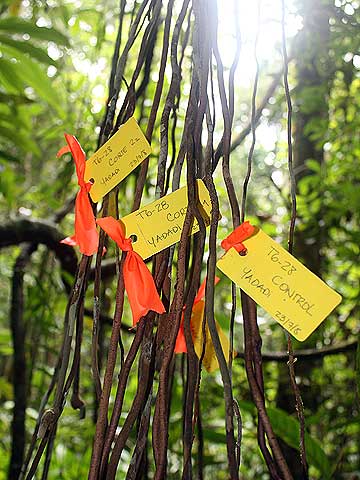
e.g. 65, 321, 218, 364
96, 216, 165, 325
57, 134, 99, 256
174, 222, 256, 357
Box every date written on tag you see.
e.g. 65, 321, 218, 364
217, 228, 342, 341
119, 180, 212, 259
84, 117, 151, 202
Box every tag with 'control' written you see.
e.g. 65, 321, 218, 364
84, 117, 151, 202
119, 180, 212, 260
217, 228, 342, 341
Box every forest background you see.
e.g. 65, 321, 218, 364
0, 0, 359, 479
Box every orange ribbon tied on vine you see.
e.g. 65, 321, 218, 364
221, 220, 255, 254
57, 134, 99, 256
96, 216, 165, 326
174, 276, 220, 354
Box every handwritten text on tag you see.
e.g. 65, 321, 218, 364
84, 117, 151, 202
119, 180, 212, 259
217, 228, 342, 341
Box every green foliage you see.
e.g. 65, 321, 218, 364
237, 401, 332, 478
356, 341, 360, 398
0, 17, 69, 45
268, 407, 331, 478
0, 0, 359, 478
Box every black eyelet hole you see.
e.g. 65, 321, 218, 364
89, 177, 95, 184
130, 234, 138, 243
239, 249, 248, 256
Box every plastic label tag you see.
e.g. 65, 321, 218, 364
119, 180, 212, 260
191, 300, 231, 373
84, 117, 151, 202
217, 228, 342, 341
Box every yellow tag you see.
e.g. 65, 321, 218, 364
191, 301, 231, 373
119, 180, 212, 260
217, 228, 342, 341
84, 117, 151, 202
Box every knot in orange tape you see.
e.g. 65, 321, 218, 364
96, 217, 165, 326
57, 134, 99, 256
221, 220, 255, 253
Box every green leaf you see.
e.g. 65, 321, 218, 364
0, 57, 25, 92
203, 429, 227, 444
0, 45, 64, 116
0, 91, 33, 105
305, 159, 321, 173
0, 17, 69, 46
0, 327, 12, 354
0, 150, 21, 163
0, 378, 12, 398
0, 164, 17, 207
267, 407, 332, 479
238, 401, 332, 478
0, 125, 41, 156
0, 34, 58, 66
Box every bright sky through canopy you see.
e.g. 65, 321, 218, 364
217, 0, 302, 87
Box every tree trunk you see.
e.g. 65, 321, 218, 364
8, 244, 36, 480
276, 1, 331, 478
